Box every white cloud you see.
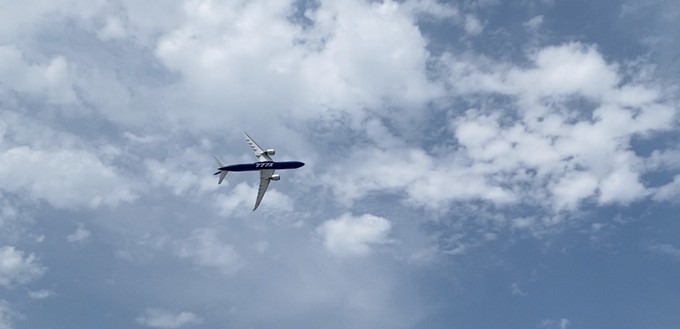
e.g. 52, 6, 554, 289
0, 1, 677, 328
649, 243, 680, 260
0, 246, 46, 288
0, 46, 77, 104
508, 43, 619, 98
212, 182, 254, 216
28, 289, 54, 300
408, 163, 516, 208
524, 15, 544, 31
511, 282, 528, 296
598, 165, 648, 205
0, 300, 16, 329
648, 148, 680, 172
136, 308, 202, 329
446, 43, 673, 209
174, 229, 242, 274
317, 41, 677, 228
0, 201, 19, 236
317, 213, 392, 256
67, 224, 91, 243
540, 318, 570, 329
300, 0, 442, 111
0, 146, 136, 209
322, 142, 516, 209
97, 16, 128, 41
551, 172, 598, 211
464, 15, 484, 35
321, 147, 432, 205
112, 0, 185, 45
145, 155, 216, 197
0, 0, 103, 41
399, 0, 459, 19
214, 182, 293, 215
149, 0, 442, 131
653, 175, 680, 202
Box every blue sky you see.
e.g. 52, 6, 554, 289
1, 0, 679, 328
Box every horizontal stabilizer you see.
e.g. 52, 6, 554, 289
214, 155, 228, 184
218, 170, 228, 184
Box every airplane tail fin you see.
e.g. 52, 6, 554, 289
214, 156, 225, 168
213, 156, 228, 184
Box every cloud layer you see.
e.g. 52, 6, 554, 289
0, 0, 678, 328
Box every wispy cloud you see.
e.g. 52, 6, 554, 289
649, 243, 680, 260
511, 282, 528, 296
66, 224, 91, 243
540, 318, 570, 329
136, 308, 202, 329
173, 229, 242, 274
28, 289, 54, 300
0, 300, 16, 329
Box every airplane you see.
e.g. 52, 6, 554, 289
213, 132, 305, 211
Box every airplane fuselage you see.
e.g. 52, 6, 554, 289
214, 132, 305, 210
219, 161, 304, 172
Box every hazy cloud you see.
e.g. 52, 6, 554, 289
511, 282, 528, 297
174, 229, 242, 274
28, 289, 54, 300
464, 14, 484, 35
524, 15, 544, 31
649, 243, 680, 261
0, 147, 136, 209
66, 224, 91, 243
0, 45, 77, 104
0, 301, 16, 329
540, 318, 570, 329
136, 308, 202, 329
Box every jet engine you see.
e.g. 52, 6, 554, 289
265, 149, 275, 156
270, 174, 280, 181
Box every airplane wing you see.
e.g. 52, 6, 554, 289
253, 169, 274, 211
243, 131, 273, 162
